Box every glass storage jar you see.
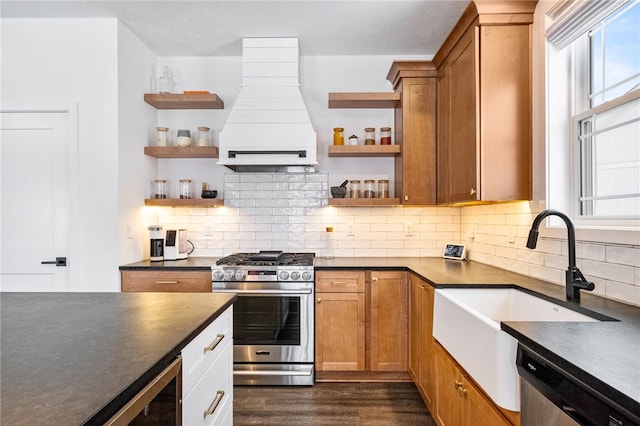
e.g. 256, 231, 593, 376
333, 127, 345, 145
349, 180, 361, 198
179, 179, 192, 199
197, 127, 210, 147
153, 179, 167, 199
156, 127, 169, 147
363, 180, 376, 198
364, 128, 376, 145
378, 179, 389, 198
380, 127, 392, 145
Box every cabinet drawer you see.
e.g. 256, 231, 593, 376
121, 270, 211, 292
183, 342, 233, 426
182, 307, 233, 396
316, 270, 365, 293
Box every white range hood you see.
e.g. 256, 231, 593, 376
218, 38, 317, 171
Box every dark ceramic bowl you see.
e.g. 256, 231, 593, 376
201, 190, 218, 199
330, 186, 346, 198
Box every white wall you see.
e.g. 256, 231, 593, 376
1, 18, 121, 291
117, 22, 158, 265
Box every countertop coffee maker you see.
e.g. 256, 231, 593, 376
164, 229, 189, 260
148, 225, 164, 262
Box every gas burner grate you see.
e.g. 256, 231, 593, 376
216, 251, 315, 266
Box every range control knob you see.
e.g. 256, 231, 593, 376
279, 271, 290, 281
301, 271, 312, 281
234, 270, 246, 281
213, 270, 225, 281
290, 271, 301, 281
224, 270, 234, 281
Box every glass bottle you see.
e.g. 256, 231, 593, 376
364, 180, 376, 198
158, 66, 173, 94
333, 128, 345, 145
364, 128, 376, 145
378, 179, 389, 198
179, 179, 192, 199
380, 127, 392, 145
349, 180, 361, 198
155, 127, 169, 147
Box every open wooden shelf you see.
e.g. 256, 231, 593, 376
328, 198, 401, 207
144, 198, 223, 208
328, 92, 401, 108
328, 145, 401, 157
144, 146, 219, 158
144, 93, 224, 109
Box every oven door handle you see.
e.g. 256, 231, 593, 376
212, 288, 313, 295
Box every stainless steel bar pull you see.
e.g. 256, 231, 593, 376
41, 257, 67, 267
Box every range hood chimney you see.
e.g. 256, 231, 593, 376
218, 38, 317, 172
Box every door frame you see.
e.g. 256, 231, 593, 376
0, 101, 80, 290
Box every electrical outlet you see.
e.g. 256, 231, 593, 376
508, 226, 516, 244
404, 223, 413, 236
204, 225, 214, 237
127, 223, 133, 240
347, 225, 355, 236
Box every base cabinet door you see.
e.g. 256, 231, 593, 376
370, 271, 408, 371
315, 291, 366, 371
434, 342, 512, 426
409, 274, 435, 413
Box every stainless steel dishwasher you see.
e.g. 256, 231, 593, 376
517, 344, 640, 426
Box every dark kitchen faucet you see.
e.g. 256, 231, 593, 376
526, 209, 595, 301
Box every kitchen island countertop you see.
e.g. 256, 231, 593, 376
0, 291, 236, 425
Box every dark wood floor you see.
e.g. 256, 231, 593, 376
233, 382, 436, 425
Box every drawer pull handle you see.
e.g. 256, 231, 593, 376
203, 390, 225, 416
331, 281, 348, 285
155, 280, 179, 284
204, 334, 225, 353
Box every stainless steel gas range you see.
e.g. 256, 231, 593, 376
212, 251, 315, 385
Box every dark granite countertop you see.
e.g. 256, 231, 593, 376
316, 256, 640, 419
119, 257, 219, 271
120, 256, 640, 417
1, 292, 236, 425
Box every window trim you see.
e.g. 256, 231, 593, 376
541, 0, 640, 244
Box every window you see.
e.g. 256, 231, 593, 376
546, 0, 640, 228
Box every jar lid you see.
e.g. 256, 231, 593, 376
198, 126, 210, 131
148, 225, 163, 231
350, 179, 361, 183
333, 127, 344, 131
179, 179, 192, 183
381, 127, 391, 131
177, 129, 191, 137
364, 179, 375, 183
364, 127, 375, 131
378, 179, 389, 183
153, 179, 167, 183
156, 126, 169, 131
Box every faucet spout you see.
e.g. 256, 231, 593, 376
526, 209, 594, 301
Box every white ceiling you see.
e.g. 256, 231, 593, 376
0, 0, 469, 57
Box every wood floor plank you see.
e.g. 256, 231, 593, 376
234, 382, 436, 425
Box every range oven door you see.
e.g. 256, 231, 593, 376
213, 282, 314, 385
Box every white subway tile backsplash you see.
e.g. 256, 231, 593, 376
580, 259, 635, 284
606, 245, 640, 267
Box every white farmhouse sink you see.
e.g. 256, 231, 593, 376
433, 288, 599, 412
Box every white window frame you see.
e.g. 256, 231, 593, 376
541, 0, 640, 244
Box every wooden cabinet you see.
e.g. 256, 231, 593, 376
121, 270, 212, 292
315, 270, 408, 377
434, 1, 536, 204
369, 271, 408, 372
434, 342, 514, 426
315, 270, 366, 371
408, 273, 436, 413
387, 61, 437, 205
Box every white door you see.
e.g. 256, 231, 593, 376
0, 106, 77, 292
